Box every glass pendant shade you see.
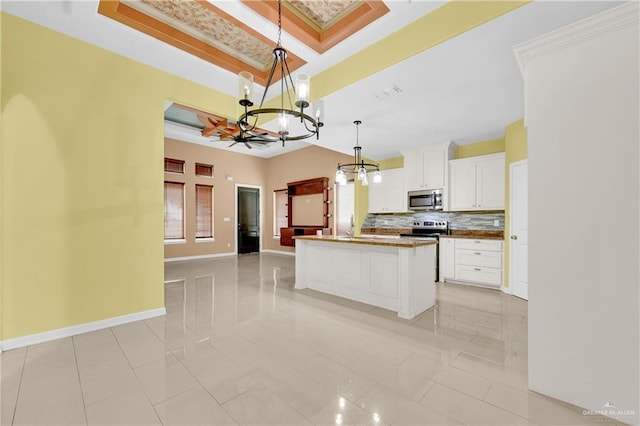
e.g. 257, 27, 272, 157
238, 71, 254, 104
295, 74, 310, 108
278, 112, 289, 135
361, 174, 369, 186
313, 100, 324, 123
357, 166, 367, 181
373, 170, 382, 183
336, 169, 347, 186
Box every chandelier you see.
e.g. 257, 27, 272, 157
235, 0, 324, 147
336, 121, 382, 186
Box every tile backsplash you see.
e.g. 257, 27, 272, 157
362, 211, 504, 230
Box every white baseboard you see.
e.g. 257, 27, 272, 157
501, 285, 513, 295
261, 249, 295, 257
0, 307, 166, 352
164, 252, 236, 262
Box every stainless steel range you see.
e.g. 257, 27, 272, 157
401, 220, 449, 282
407, 220, 449, 238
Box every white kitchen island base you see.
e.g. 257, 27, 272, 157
294, 236, 437, 320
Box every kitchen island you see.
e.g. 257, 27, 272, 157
294, 235, 437, 319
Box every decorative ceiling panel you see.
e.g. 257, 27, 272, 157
287, 0, 361, 30
243, 1, 390, 53
98, 0, 306, 85
125, 0, 274, 69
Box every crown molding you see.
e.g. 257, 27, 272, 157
514, 1, 639, 77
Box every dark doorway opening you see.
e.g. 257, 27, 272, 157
237, 186, 260, 254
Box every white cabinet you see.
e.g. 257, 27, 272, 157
440, 237, 503, 288
439, 237, 456, 280
402, 142, 456, 192
295, 238, 437, 319
449, 153, 505, 211
368, 168, 406, 213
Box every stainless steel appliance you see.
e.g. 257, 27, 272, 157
401, 220, 449, 281
407, 189, 443, 211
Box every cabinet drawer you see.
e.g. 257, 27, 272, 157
455, 239, 502, 252
455, 265, 502, 286
456, 249, 502, 268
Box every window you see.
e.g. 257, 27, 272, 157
164, 182, 185, 240
335, 181, 354, 236
195, 184, 214, 239
273, 189, 288, 237
164, 158, 185, 174
195, 163, 213, 177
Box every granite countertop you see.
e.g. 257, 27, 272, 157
442, 229, 504, 240
293, 235, 437, 248
360, 227, 410, 236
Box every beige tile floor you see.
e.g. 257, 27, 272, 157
0, 253, 618, 425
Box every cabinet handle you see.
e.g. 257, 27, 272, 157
474, 268, 481, 271
511, 235, 518, 240
474, 241, 481, 244
474, 252, 482, 255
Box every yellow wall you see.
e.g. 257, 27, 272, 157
503, 118, 527, 287
0, 13, 238, 341
377, 156, 404, 170
456, 138, 505, 158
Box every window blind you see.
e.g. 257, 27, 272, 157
196, 184, 213, 238
335, 181, 354, 236
164, 182, 184, 239
164, 158, 185, 174
195, 163, 213, 177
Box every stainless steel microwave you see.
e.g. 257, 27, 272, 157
408, 189, 443, 211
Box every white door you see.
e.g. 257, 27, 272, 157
510, 160, 528, 300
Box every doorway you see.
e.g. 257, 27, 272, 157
237, 185, 261, 254
509, 160, 528, 300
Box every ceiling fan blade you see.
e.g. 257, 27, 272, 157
201, 126, 218, 137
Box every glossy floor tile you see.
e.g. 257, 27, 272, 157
0, 253, 619, 425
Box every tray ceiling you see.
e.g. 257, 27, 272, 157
98, 0, 389, 85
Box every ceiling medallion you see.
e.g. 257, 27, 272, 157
234, 0, 324, 148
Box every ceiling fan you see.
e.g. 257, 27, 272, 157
199, 114, 275, 149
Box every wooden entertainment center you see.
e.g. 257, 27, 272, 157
280, 177, 331, 247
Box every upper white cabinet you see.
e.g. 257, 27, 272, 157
402, 143, 456, 191
449, 153, 505, 211
368, 168, 407, 213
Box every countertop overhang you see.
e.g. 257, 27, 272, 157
293, 235, 437, 248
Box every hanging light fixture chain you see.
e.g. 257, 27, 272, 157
277, 0, 282, 47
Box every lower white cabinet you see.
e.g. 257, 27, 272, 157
439, 237, 503, 287
439, 237, 456, 280
295, 238, 437, 319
